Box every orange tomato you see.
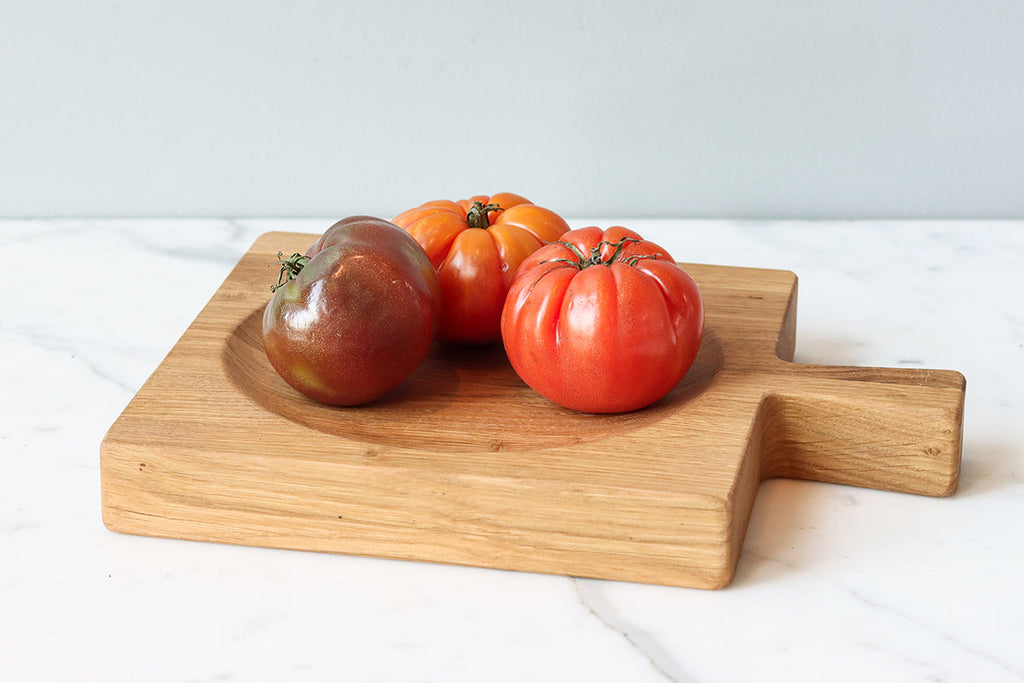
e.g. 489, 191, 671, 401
393, 193, 570, 343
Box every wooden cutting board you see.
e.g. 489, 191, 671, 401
101, 231, 965, 589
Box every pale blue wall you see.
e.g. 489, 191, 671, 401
2, 1, 1022, 218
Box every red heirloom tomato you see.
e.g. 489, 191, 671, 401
262, 216, 441, 406
392, 193, 570, 343
501, 226, 704, 413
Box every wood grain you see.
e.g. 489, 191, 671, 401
100, 232, 966, 589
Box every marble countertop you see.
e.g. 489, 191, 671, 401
3, 218, 1021, 682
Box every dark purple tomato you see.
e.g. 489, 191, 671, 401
262, 216, 441, 405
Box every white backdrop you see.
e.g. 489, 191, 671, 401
3, 1, 1022, 219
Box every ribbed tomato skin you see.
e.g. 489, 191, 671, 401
393, 194, 570, 343
501, 226, 704, 413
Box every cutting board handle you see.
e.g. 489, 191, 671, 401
759, 365, 966, 496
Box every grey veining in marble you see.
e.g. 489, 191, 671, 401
2, 219, 1021, 682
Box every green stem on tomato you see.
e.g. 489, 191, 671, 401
600, 236, 639, 266
270, 251, 310, 292
466, 201, 503, 229
541, 236, 642, 270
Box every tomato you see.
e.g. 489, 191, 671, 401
392, 193, 570, 343
500, 226, 704, 413
262, 216, 441, 406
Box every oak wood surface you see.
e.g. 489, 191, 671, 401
100, 232, 965, 589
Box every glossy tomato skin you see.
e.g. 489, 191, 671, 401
501, 226, 704, 413
393, 194, 570, 343
262, 217, 441, 406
